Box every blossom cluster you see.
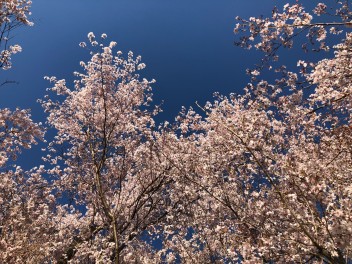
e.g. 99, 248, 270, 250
0, 0, 32, 69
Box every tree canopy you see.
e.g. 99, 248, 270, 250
0, 1, 351, 263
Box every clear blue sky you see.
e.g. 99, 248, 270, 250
0, 0, 292, 168
0, 0, 277, 118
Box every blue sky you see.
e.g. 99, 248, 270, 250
0, 0, 276, 118
0, 0, 289, 168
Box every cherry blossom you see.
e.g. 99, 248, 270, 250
0, 109, 47, 262
0, 0, 32, 70
41, 34, 171, 263
151, 2, 352, 263
1, 1, 352, 263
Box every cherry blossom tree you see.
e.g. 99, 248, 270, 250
0, 3, 49, 262
151, 2, 352, 263
1, 1, 352, 263
41, 33, 172, 263
0, 0, 32, 71
234, 1, 351, 67
0, 109, 48, 263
